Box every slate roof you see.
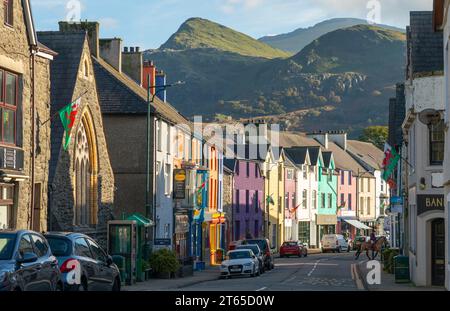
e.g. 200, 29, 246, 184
347, 140, 385, 171
408, 11, 443, 75
92, 57, 191, 127
37, 31, 87, 184
326, 142, 370, 177
223, 159, 236, 172
322, 151, 333, 168
307, 146, 322, 166
283, 147, 309, 166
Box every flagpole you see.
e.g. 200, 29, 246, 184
39, 90, 89, 127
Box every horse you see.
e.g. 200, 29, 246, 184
355, 236, 387, 260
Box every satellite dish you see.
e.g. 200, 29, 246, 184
418, 109, 441, 126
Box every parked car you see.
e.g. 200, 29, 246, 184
228, 240, 244, 251
44, 232, 120, 291
321, 234, 350, 253
235, 244, 265, 273
280, 241, 308, 258
243, 238, 274, 270
0, 230, 62, 291
220, 249, 260, 278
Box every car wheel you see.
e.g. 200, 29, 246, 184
304, 251, 308, 257
337, 247, 341, 253
112, 277, 121, 291
78, 278, 88, 291
347, 246, 351, 252
55, 281, 63, 292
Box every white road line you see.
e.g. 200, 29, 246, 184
282, 275, 296, 284
307, 260, 321, 277
256, 287, 267, 291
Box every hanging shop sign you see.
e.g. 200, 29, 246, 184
173, 169, 186, 199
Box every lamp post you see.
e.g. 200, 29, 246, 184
145, 75, 185, 241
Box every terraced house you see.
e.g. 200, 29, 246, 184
0, 0, 55, 231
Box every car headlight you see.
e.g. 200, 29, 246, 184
244, 263, 252, 267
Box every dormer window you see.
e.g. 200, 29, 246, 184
4, 0, 13, 26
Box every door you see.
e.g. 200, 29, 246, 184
31, 234, 57, 291
87, 238, 114, 290
431, 218, 445, 286
74, 237, 99, 291
17, 234, 41, 291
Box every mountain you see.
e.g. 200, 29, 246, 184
160, 17, 290, 59
145, 22, 406, 137
259, 18, 405, 53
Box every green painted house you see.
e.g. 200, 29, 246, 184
317, 151, 338, 239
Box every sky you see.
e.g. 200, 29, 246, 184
31, 0, 432, 49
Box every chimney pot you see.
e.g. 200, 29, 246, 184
124, 47, 129, 53
136, 47, 140, 52
130, 47, 135, 53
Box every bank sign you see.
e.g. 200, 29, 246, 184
417, 194, 445, 215
173, 169, 186, 199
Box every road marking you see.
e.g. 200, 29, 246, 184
256, 287, 267, 291
351, 263, 366, 290
282, 275, 296, 284
307, 260, 321, 277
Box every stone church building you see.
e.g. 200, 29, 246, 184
38, 28, 114, 240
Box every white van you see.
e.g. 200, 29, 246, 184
321, 234, 350, 253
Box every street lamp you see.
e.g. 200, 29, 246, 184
145, 75, 185, 238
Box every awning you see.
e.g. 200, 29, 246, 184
343, 219, 371, 230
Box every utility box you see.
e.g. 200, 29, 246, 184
394, 255, 410, 283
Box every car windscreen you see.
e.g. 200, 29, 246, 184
245, 240, 266, 251
46, 237, 72, 257
228, 251, 251, 260
0, 234, 16, 260
237, 245, 260, 255
283, 242, 297, 247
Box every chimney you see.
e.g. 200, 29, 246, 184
59, 21, 100, 58
99, 38, 123, 72
328, 130, 347, 150
307, 131, 329, 149
122, 46, 143, 86
155, 70, 167, 102
143, 60, 156, 95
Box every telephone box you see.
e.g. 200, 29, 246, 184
107, 220, 137, 285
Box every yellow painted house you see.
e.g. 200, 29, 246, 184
263, 146, 285, 251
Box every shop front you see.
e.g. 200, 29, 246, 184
204, 212, 226, 265
316, 214, 337, 246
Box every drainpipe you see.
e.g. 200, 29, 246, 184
29, 48, 36, 231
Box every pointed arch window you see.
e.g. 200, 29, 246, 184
74, 119, 93, 226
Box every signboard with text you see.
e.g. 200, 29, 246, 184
417, 194, 444, 216
173, 169, 186, 199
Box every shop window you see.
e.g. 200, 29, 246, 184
0, 70, 18, 145
430, 120, 444, 165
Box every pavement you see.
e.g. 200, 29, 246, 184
125, 251, 361, 291
356, 258, 446, 291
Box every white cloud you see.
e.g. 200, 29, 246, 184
220, 0, 264, 14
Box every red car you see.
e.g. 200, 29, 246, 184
280, 241, 308, 258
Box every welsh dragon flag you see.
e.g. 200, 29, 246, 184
59, 98, 81, 151
382, 143, 400, 182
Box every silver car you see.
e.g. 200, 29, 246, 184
235, 244, 265, 273
220, 250, 260, 279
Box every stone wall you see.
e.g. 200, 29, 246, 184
0, 0, 51, 231
49, 39, 115, 238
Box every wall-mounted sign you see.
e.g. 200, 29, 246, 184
154, 239, 171, 246
173, 169, 186, 199
316, 214, 337, 225
417, 194, 444, 216
175, 214, 189, 233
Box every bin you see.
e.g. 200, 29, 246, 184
394, 255, 410, 283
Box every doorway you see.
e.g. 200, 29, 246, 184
431, 218, 445, 286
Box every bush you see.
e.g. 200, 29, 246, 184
149, 249, 180, 274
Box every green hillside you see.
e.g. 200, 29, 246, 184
160, 17, 291, 59
146, 22, 406, 136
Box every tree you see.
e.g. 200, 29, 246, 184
359, 126, 388, 150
